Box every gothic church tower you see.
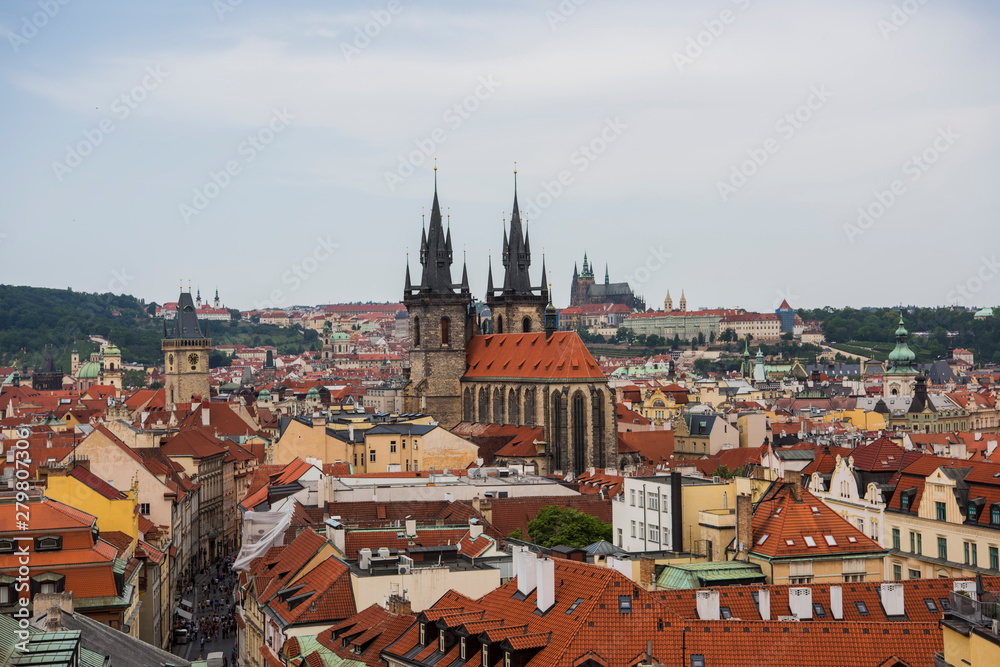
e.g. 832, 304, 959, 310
402, 172, 477, 427
485, 179, 547, 334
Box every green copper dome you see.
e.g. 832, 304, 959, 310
887, 314, 916, 371
77, 361, 101, 379
104, 344, 121, 357
258, 388, 271, 399
306, 387, 320, 397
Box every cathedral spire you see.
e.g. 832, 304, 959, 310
501, 166, 533, 295
404, 254, 412, 292
460, 251, 469, 292
486, 254, 494, 295
604, 264, 609, 285
417, 167, 454, 293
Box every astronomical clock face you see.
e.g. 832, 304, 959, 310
168, 354, 174, 369
188, 353, 199, 369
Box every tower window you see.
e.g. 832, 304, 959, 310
414, 317, 420, 346
496, 315, 504, 334
522, 317, 531, 333
441, 317, 450, 346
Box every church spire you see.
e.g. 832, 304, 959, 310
604, 264, 609, 285
404, 254, 412, 292
460, 251, 469, 293
417, 166, 454, 293
500, 164, 533, 295
486, 254, 494, 295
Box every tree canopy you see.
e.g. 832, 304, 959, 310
523, 505, 612, 549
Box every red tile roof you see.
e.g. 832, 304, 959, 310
464, 332, 606, 381
750, 483, 884, 559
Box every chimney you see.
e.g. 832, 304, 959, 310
386, 592, 411, 615
785, 471, 802, 502
535, 557, 555, 612
471, 496, 481, 514
829, 586, 843, 620
789, 587, 813, 620
405, 519, 417, 537
45, 605, 62, 632
469, 518, 483, 540
348, 424, 355, 442
202, 406, 210, 427
881, 583, 904, 615
511, 546, 525, 579
638, 556, 656, 589
518, 551, 538, 596
757, 588, 771, 621
696, 590, 720, 620
735, 494, 753, 558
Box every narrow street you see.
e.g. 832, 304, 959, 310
172, 557, 239, 665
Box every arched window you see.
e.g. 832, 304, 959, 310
493, 388, 503, 424
414, 317, 420, 346
522, 317, 531, 333
441, 317, 450, 346
464, 388, 474, 422
572, 392, 586, 473
592, 391, 604, 469
477, 387, 488, 423
551, 393, 563, 471
496, 315, 504, 334
523, 389, 535, 428
507, 389, 518, 426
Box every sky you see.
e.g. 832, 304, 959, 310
1, 0, 998, 313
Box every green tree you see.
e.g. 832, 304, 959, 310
525, 506, 612, 549
122, 369, 147, 389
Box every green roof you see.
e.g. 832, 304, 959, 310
655, 561, 766, 589
76, 361, 101, 379
975, 307, 994, 317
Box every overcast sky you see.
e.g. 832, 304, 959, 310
1, 0, 998, 312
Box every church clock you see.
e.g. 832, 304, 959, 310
188, 352, 199, 370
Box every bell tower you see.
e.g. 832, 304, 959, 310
162, 288, 211, 406
485, 170, 547, 333
402, 169, 476, 427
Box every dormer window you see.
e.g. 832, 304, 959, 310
0, 538, 14, 554
34, 536, 62, 552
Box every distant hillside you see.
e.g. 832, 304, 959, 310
0, 285, 161, 368
0, 285, 321, 370
800, 306, 1000, 366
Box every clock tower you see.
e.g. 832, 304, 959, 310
162, 288, 211, 406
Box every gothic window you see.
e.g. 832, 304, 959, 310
522, 317, 531, 333
551, 392, 563, 471
572, 392, 586, 473
464, 388, 474, 422
496, 315, 504, 334
493, 388, 503, 424
593, 391, 605, 469
441, 317, 450, 346
414, 317, 421, 346
478, 387, 488, 423
523, 389, 535, 428
507, 388, 518, 425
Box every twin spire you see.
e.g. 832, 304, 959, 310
406, 165, 545, 301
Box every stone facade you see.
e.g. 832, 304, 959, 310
162, 289, 211, 405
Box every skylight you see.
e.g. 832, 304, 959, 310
566, 598, 583, 614
785, 539, 795, 546
804, 536, 817, 548
811, 506, 821, 514
757, 534, 769, 545
848, 536, 857, 543
824, 535, 837, 546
